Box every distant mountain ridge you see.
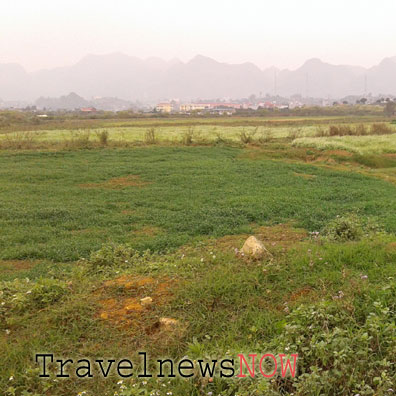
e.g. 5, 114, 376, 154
1, 53, 396, 101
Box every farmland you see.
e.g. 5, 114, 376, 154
0, 115, 395, 396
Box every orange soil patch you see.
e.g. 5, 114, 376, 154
121, 209, 136, 215
97, 275, 176, 329
287, 287, 316, 304
0, 259, 37, 273
326, 150, 353, 157
79, 175, 149, 189
211, 223, 307, 254
386, 242, 396, 251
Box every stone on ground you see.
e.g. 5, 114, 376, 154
241, 236, 268, 259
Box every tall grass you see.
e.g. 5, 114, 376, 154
314, 123, 394, 137
144, 127, 157, 144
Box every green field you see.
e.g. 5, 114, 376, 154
1, 116, 395, 396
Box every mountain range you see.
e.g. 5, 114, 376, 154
1, 53, 396, 102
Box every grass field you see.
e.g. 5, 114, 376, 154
0, 116, 395, 396
1, 147, 396, 261
293, 133, 396, 154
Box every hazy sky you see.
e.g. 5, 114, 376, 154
2, 0, 396, 72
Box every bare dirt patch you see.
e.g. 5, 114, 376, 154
121, 209, 136, 215
386, 242, 396, 251
79, 175, 149, 189
326, 150, 354, 157
96, 275, 177, 330
0, 259, 37, 273
287, 287, 317, 305
211, 223, 307, 254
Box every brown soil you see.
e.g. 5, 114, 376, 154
121, 209, 136, 215
287, 287, 316, 304
386, 242, 396, 251
96, 275, 177, 330
211, 223, 307, 254
326, 150, 354, 157
0, 259, 37, 273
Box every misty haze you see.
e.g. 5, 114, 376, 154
2, 54, 396, 104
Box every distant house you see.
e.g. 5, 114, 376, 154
209, 106, 236, 115
179, 102, 242, 113
179, 103, 211, 112
155, 103, 173, 113
80, 107, 97, 113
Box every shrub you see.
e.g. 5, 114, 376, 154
265, 297, 396, 395
288, 128, 302, 140
64, 130, 92, 149
86, 243, 142, 271
258, 128, 273, 143
355, 123, 368, 135
322, 213, 383, 242
144, 127, 157, 144
181, 126, 196, 145
0, 278, 69, 322
96, 129, 109, 146
370, 123, 393, 135
239, 128, 257, 144
0, 131, 39, 149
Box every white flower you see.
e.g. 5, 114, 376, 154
200, 258, 204, 262
9, 375, 14, 381
5, 329, 10, 335
117, 380, 123, 385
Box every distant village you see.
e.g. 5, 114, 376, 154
154, 95, 396, 115
155, 100, 295, 115
1, 92, 395, 115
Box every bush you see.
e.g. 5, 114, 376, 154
64, 130, 92, 149
239, 128, 257, 144
258, 128, 273, 143
265, 297, 396, 395
370, 123, 393, 135
144, 127, 157, 144
322, 213, 383, 242
288, 128, 302, 140
0, 278, 69, 323
96, 129, 109, 145
181, 126, 196, 145
86, 243, 142, 271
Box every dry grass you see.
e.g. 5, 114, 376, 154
315, 123, 395, 137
